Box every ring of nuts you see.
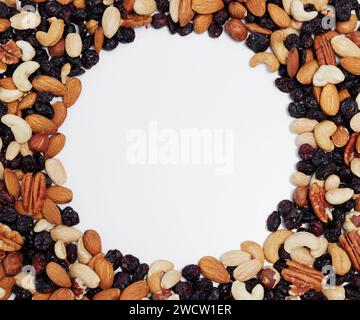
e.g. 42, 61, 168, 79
0, 0, 359, 301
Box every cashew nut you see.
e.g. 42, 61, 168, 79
310, 235, 328, 258
325, 188, 354, 205
10, 12, 41, 30
263, 229, 293, 263
295, 132, 317, 148
54, 240, 66, 260
290, 171, 310, 187
102, 6, 121, 39
233, 259, 262, 282
220, 250, 251, 267
148, 260, 174, 277
5, 141, 20, 161
61, 63, 71, 84
282, 0, 292, 14
240, 241, 265, 266
312, 65, 345, 87
284, 231, 321, 254
134, 0, 157, 16
290, 118, 318, 134
301, 0, 329, 12
231, 281, 264, 300
169, 0, 180, 23
270, 28, 298, 64
314, 120, 337, 152
290, 247, 315, 265
77, 237, 92, 264
249, 52, 280, 73
12, 61, 40, 92
291, 0, 318, 22
45, 158, 67, 186
323, 286, 346, 300
15, 40, 35, 62
69, 263, 100, 289
324, 174, 340, 191
36, 18, 64, 47
350, 113, 360, 133
1, 114, 32, 144
65, 33, 82, 58
331, 35, 360, 58
350, 158, 360, 178
0, 87, 23, 103
328, 243, 351, 276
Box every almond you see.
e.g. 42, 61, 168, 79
245, 22, 272, 35
94, 26, 104, 54
0, 77, 16, 90
25, 114, 58, 134
18, 92, 37, 110
228, 2, 247, 19
296, 60, 319, 85
347, 31, 360, 47
0, 277, 15, 300
192, 0, 224, 14
83, 229, 102, 255
339, 89, 351, 103
0, 19, 10, 33
93, 288, 121, 300
46, 262, 71, 288
198, 256, 230, 283
32, 292, 51, 300
49, 288, 75, 300
46, 186, 73, 204
28, 132, 49, 152
45, 133, 66, 158
179, 0, 194, 27
286, 48, 299, 79
63, 77, 81, 108
267, 4, 290, 28
120, 280, 149, 300
42, 198, 62, 225
245, 0, 266, 17
193, 14, 212, 34
320, 83, 340, 116
4, 168, 20, 199
32, 75, 66, 96
339, 57, 360, 76
332, 126, 350, 148
94, 258, 114, 290
52, 102, 67, 128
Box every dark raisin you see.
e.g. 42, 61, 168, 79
182, 264, 200, 282
66, 243, 78, 264
132, 263, 149, 281
313, 253, 332, 271
113, 272, 130, 290
16, 215, 34, 234
105, 249, 123, 270
246, 33, 269, 52
298, 144, 314, 160
0, 204, 17, 223
12, 285, 32, 300
208, 23, 222, 38
266, 211, 281, 232
61, 206, 80, 226
34, 231, 53, 251
121, 254, 139, 274
173, 282, 193, 300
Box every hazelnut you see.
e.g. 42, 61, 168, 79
48, 38, 65, 58
225, 18, 248, 42
28, 132, 50, 152
293, 186, 308, 207
3, 252, 23, 276
259, 266, 281, 289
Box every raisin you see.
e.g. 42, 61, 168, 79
266, 211, 281, 232
182, 264, 201, 282
246, 33, 269, 52
105, 249, 123, 270
0, 205, 17, 223
61, 207, 80, 226
120, 254, 139, 274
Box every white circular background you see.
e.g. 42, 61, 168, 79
60, 27, 297, 267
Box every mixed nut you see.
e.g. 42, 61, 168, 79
0, 0, 359, 301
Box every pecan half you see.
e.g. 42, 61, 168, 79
0, 223, 24, 252
314, 35, 336, 66
281, 260, 324, 292
339, 231, 360, 272
120, 15, 152, 28
309, 183, 332, 223
20, 172, 46, 218
0, 40, 22, 65
344, 133, 359, 166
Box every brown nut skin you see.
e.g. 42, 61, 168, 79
225, 18, 248, 42
3, 252, 23, 276
259, 266, 280, 289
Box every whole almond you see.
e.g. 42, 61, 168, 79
42, 198, 62, 225
0, 78, 16, 90
0, 19, 10, 33
339, 57, 360, 76
4, 168, 20, 199
18, 92, 37, 110
63, 77, 81, 108
332, 126, 350, 148
49, 288, 75, 300
94, 258, 114, 290
46, 262, 71, 288
52, 102, 67, 128
45, 133, 66, 158
245, 0, 266, 17
94, 26, 104, 54
267, 3, 290, 28
25, 114, 58, 134
83, 229, 102, 255
120, 280, 149, 300
193, 14, 212, 34
0, 277, 15, 300
179, 0, 194, 27
347, 31, 360, 47
192, 0, 223, 14
198, 256, 230, 283
32, 75, 66, 96
296, 60, 319, 85
46, 186, 73, 204
93, 288, 121, 300
320, 83, 340, 116
245, 22, 272, 35
287, 48, 299, 79
225, 18, 247, 42
28, 132, 49, 152
228, 2, 247, 19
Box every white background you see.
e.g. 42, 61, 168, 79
60, 27, 297, 267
